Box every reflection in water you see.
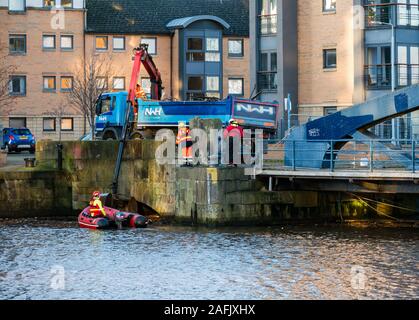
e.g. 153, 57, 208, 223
0, 222, 418, 300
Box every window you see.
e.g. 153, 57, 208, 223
323, 0, 336, 12
43, 76, 56, 91
228, 39, 244, 57
141, 78, 151, 94
228, 78, 244, 96
95, 36, 108, 51
188, 38, 203, 50
43, 118, 56, 132
324, 107, 337, 116
61, 0, 73, 8
9, 76, 26, 96
260, 0, 277, 15
258, 51, 277, 91
9, 118, 26, 128
206, 76, 219, 92
99, 97, 112, 114
206, 38, 219, 52
96, 77, 108, 89
9, 0, 25, 11
9, 35, 26, 54
113, 77, 125, 90
60, 35, 73, 50
205, 52, 221, 62
206, 38, 220, 62
323, 49, 337, 69
61, 76, 73, 91
43, 35, 56, 50
187, 38, 204, 62
188, 76, 204, 91
113, 37, 125, 51
43, 0, 55, 7
141, 38, 156, 55
61, 118, 73, 131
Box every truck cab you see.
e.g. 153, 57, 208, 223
95, 91, 134, 140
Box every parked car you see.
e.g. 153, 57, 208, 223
1, 128, 36, 154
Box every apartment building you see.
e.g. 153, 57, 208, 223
0, 0, 86, 140
250, 0, 419, 136
85, 0, 250, 102
0, 0, 251, 141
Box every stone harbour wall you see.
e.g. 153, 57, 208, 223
1, 140, 412, 226
0, 170, 72, 218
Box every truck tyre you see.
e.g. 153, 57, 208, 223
103, 131, 117, 141
130, 132, 144, 140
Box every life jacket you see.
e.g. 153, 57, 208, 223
89, 199, 105, 218
176, 127, 192, 145
223, 125, 244, 139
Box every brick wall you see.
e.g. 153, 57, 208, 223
298, 0, 358, 115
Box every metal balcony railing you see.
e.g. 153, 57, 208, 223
364, 3, 419, 28
258, 14, 278, 35
257, 71, 278, 91
365, 64, 419, 89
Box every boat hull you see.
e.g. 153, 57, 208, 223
78, 206, 148, 230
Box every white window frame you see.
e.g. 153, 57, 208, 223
141, 38, 157, 55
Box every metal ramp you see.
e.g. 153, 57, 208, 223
285, 84, 419, 169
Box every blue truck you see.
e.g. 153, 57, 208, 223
92, 44, 280, 196
94, 93, 280, 140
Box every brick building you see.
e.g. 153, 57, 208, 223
0, 0, 250, 140
249, 0, 418, 137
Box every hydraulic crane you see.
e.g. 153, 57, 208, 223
111, 43, 163, 196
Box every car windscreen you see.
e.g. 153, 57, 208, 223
12, 129, 31, 135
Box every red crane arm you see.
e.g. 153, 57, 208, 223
127, 44, 162, 106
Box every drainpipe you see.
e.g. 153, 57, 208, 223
83, 0, 87, 136
170, 31, 174, 100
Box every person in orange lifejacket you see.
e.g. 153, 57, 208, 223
134, 84, 147, 115
223, 119, 244, 166
89, 191, 107, 218
176, 122, 193, 165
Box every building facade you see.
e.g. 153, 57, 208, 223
0, 0, 86, 140
0, 0, 251, 141
250, 0, 419, 136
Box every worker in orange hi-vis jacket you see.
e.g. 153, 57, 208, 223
176, 122, 193, 165
134, 84, 147, 115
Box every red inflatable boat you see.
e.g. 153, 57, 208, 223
78, 206, 149, 230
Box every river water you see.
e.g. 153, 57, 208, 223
0, 221, 417, 300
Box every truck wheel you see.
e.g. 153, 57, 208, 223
130, 132, 144, 140
103, 131, 117, 141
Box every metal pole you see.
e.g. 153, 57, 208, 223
330, 140, 334, 172
370, 140, 374, 172
390, 23, 397, 146
287, 94, 291, 132
292, 140, 296, 171
412, 140, 416, 173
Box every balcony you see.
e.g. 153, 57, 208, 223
257, 71, 278, 91
258, 14, 278, 35
365, 64, 419, 89
364, 3, 419, 28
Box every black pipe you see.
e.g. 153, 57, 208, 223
56, 143, 63, 171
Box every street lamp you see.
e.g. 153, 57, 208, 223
371, 20, 397, 144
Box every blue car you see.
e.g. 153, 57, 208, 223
1, 128, 36, 154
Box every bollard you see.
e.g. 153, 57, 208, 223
24, 158, 36, 168
56, 143, 63, 170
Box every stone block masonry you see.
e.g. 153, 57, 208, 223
0, 140, 400, 226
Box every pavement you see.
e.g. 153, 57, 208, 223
0, 152, 34, 170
